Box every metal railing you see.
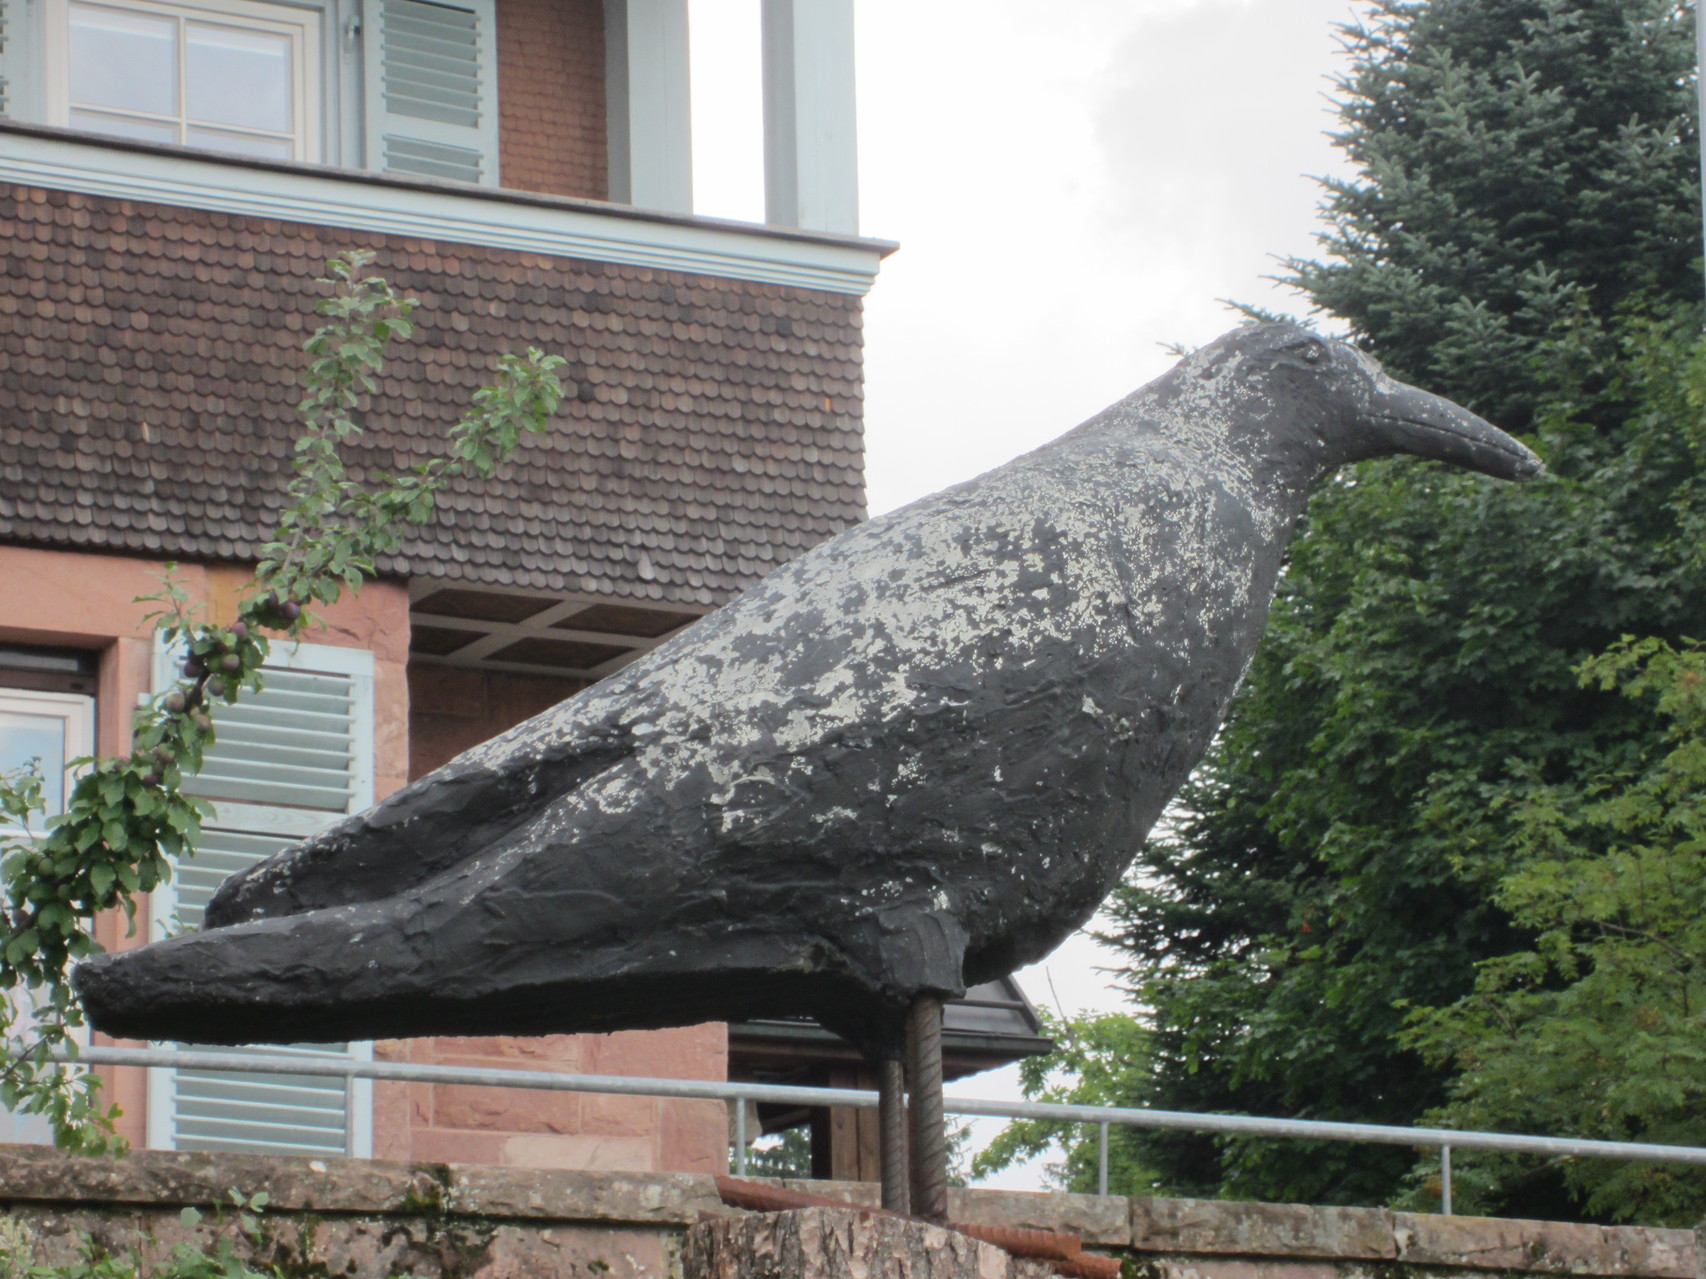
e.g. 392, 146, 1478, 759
56, 1045, 1706, 1214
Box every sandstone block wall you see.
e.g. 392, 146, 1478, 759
371, 1027, 729, 1175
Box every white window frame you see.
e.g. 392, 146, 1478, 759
145, 635, 375, 1159
0, 685, 95, 833
41, 0, 324, 163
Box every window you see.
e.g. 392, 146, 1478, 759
0, 686, 94, 826
47, 0, 321, 161
7, 0, 501, 180
0, 662, 95, 1147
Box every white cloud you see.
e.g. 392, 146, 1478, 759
854, 0, 1362, 514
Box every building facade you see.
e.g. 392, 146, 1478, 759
0, 0, 895, 1171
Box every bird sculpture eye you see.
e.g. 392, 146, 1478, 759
1303, 345, 1323, 364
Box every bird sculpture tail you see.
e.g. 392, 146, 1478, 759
74, 842, 970, 1058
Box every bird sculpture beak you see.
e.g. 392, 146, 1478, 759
1365, 379, 1543, 482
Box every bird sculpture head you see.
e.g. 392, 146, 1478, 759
1161, 323, 1543, 491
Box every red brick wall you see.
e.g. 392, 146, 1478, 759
498, 0, 607, 200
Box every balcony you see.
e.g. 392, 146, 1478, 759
0, 0, 880, 288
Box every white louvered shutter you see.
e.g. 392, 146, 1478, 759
147, 639, 376, 1158
361, 0, 499, 185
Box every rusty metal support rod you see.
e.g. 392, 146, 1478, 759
907, 993, 948, 1224
878, 1057, 910, 1213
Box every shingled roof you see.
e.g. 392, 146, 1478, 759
0, 183, 868, 608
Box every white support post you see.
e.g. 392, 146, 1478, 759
604, 0, 693, 214
1697, 0, 1706, 325
761, 0, 858, 234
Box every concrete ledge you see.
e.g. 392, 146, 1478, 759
1134, 1199, 1396, 1260
448, 1167, 725, 1224
0, 1145, 443, 1214
957, 1186, 1133, 1248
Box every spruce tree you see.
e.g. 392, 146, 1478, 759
1295, 0, 1700, 430
1103, 0, 1705, 1216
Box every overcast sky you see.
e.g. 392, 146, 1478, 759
690, 0, 1367, 1188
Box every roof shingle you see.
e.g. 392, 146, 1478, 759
0, 184, 867, 607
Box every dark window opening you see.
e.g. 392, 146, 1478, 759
0, 645, 99, 696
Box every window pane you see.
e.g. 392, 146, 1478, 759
186, 21, 292, 134
68, 107, 180, 144
68, 3, 178, 117
0, 712, 68, 815
183, 124, 294, 160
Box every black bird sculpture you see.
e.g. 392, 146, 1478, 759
76, 323, 1540, 1212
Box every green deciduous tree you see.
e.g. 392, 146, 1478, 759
970, 1010, 1162, 1196
1399, 636, 1706, 1225
1075, 0, 1706, 1219
1292, 0, 1701, 433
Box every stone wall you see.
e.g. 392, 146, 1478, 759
0, 1145, 1697, 1279
369, 1028, 729, 1175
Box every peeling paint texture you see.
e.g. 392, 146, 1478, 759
75, 323, 1542, 1057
